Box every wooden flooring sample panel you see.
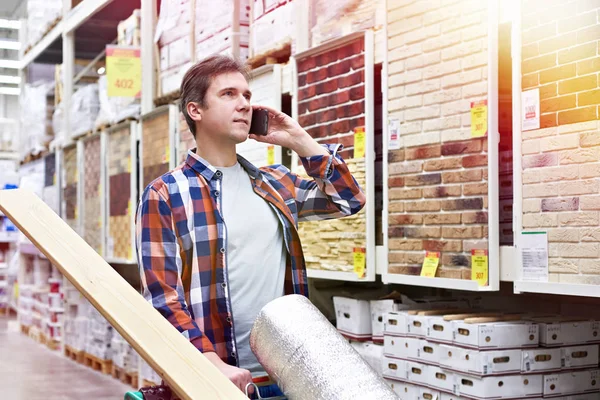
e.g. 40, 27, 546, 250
142, 110, 170, 188
0, 189, 246, 400
63, 146, 79, 232
84, 136, 102, 254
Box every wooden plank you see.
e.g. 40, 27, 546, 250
0, 189, 246, 400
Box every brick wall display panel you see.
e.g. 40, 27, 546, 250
520, 1, 600, 285
386, 0, 490, 280
142, 111, 170, 189
63, 146, 78, 233
297, 158, 367, 272
83, 136, 102, 254
42, 152, 59, 215
297, 36, 367, 161
310, 0, 382, 48
296, 35, 373, 273
107, 125, 133, 261
178, 111, 195, 164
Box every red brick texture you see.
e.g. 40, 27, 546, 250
297, 37, 366, 161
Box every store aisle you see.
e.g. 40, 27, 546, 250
0, 317, 132, 400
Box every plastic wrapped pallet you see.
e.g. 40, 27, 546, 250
250, 0, 295, 58
195, 0, 250, 62
25, 0, 62, 49
69, 84, 100, 140
155, 0, 195, 97
94, 75, 140, 128
118, 9, 141, 46
19, 83, 54, 160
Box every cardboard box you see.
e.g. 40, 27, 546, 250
420, 339, 441, 366
456, 373, 543, 399
382, 356, 407, 381
384, 311, 409, 337
384, 379, 420, 398
521, 347, 562, 374
406, 361, 429, 386
405, 337, 422, 362
536, 319, 600, 347
439, 345, 521, 376
426, 315, 455, 344
452, 321, 539, 350
562, 345, 599, 370
543, 369, 600, 397
383, 334, 406, 359
427, 364, 455, 394
352, 341, 384, 376
333, 297, 371, 341
371, 299, 400, 343
419, 386, 442, 399
440, 394, 469, 400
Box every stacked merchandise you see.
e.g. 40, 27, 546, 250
30, 258, 51, 335
63, 281, 89, 352
250, 0, 295, 58
25, 0, 62, 50
19, 83, 54, 160
382, 306, 600, 399
42, 153, 59, 215
85, 304, 114, 360
111, 332, 140, 374
69, 84, 100, 139
195, 0, 250, 62
45, 264, 64, 347
140, 359, 162, 386
118, 9, 141, 47
155, 0, 195, 97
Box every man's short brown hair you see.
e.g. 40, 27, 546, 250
180, 54, 250, 137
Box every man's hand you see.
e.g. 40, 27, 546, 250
204, 352, 254, 396
249, 104, 329, 158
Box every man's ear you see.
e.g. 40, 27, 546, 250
186, 102, 202, 123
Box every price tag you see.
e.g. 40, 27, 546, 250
106, 45, 141, 98
74, 206, 78, 221
127, 157, 131, 173
52, 174, 57, 186
471, 100, 488, 138
471, 249, 489, 286
354, 126, 366, 159
267, 145, 275, 165
421, 251, 440, 278
127, 200, 132, 214
353, 247, 366, 278
162, 146, 171, 164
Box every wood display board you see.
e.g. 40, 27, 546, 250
0, 189, 246, 400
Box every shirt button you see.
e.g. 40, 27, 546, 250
226, 316, 232, 323
213, 190, 220, 197
215, 170, 222, 178
220, 247, 225, 254
231, 351, 236, 358
221, 283, 227, 289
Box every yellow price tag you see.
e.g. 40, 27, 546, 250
471, 249, 489, 286
52, 174, 56, 186
267, 145, 275, 165
106, 45, 141, 98
353, 248, 366, 278
471, 100, 488, 138
127, 200, 132, 214
127, 157, 131, 173
74, 206, 78, 220
74, 169, 79, 183
354, 126, 366, 159
128, 246, 133, 260
421, 251, 440, 278
163, 146, 171, 164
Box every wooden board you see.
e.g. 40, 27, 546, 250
0, 189, 246, 400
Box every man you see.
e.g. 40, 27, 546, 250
135, 54, 365, 398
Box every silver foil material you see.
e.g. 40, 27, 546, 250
250, 294, 399, 400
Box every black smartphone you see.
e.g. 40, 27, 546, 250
249, 108, 269, 136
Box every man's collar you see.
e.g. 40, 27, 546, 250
185, 148, 261, 181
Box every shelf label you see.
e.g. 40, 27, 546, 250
106, 45, 141, 98
521, 231, 549, 282
470, 100, 488, 138
353, 247, 366, 278
354, 126, 366, 159
421, 251, 440, 278
471, 249, 489, 286
267, 145, 275, 165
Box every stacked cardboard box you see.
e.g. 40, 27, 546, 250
111, 332, 140, 374
382, 308, 600, 399
250, 0, 294, 58
85, 305, 114, 360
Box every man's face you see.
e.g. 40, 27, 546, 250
200, 71, 253, 144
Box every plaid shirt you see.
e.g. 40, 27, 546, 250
135, 144, 365, 365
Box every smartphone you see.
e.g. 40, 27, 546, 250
249, 108, 269, 136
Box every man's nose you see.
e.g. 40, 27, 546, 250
237, 94, 250, 110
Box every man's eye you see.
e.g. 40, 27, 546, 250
224, 91, 234, 96
244, 94, 251, 100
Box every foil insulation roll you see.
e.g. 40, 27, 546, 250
250, 294, 398, 400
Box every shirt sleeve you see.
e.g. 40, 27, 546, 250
294, 143, 366, 222
135, 186, 215, 353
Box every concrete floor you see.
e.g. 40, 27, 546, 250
0, 316, 132, 400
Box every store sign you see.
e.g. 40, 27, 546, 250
106, 45, 142, 98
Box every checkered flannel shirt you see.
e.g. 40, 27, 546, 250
135, 144, 365, 365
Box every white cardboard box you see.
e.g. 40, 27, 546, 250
427, 364, 455, 393
384, 380, 420, 399
407, 314, 432, 338
452, 321, 539, 350
419, 386, 442, 400
419, 339, 441, 366
456, 373, 543, 399
562, 344, 599, 370
371, 300, 400, 342
405, 337, 422, 362
384, 311, 409, 337
536, 320, 600, 347
439, 345, 521, 376
333, 297, 372, 341
521, 347, 562, 373
427, 315, 455, 344
407, 361, 429, 386
382, 356, 407, 381
543, 369, 600, 397
383, 334, 406, 359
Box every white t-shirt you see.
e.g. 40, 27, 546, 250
219, 162, 287, 376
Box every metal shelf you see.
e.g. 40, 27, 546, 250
19, 20, 64, 68
306, 269, 373, 282
514, 281, 600, 299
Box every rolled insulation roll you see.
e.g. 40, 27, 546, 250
250, 294, 398, 400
